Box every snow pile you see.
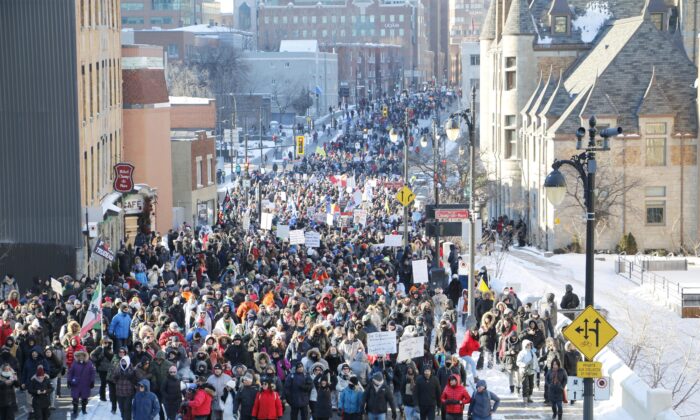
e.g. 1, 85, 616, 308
572, 1, 613, 43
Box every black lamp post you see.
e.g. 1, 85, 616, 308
445, 85, 477, 319
544, 116, 621, 420
389, 90, 412, 248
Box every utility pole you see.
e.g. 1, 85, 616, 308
432, 111, 440, 269
403, 105, 409, 248
244, 120, 249, 206
468, 85, 477, 317
231, 95, 237, 182
259, 106, 264, 173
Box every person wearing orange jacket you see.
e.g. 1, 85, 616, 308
440, 374, 471, 420
186, 381, 216, 420
252, 379, 284, 420
236, 296, 259, 320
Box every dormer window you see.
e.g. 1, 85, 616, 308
553, 16, 568, 34
651, 13, 664, 30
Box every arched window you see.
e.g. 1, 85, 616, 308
238, 3, 251, 30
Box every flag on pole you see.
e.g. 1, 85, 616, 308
80, 280, 102, 338
478, 279, 491, 293
316, 146, 326, 157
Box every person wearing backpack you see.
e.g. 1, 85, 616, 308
467, 380, 500, 420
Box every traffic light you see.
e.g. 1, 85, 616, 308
382, 106, 388, 118
296, 135, 305, 156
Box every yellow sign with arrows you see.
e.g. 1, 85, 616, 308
563, 306, 618, 360
395, 185, 416, 207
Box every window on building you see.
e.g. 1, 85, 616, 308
352, 29, 357, 36
81, 64, 86, 122
273, 16, 278, 24
322, 16, 327, 23
360, 15, 365, 23
312, 29, 317, 36
285, 62, 290, 68
264, 16, 269, 24
150, 16, 173, 25
505, 70, 516, 90
322, 29, 328, 36
293, 16, 298, 23
505, 56, 516, 67
646, 122, 667, 134
166, 44, 179, 58
88, 63, 93, 117
646, 200, 665, 225
196, 157, 203, 187
120, 2, 144, 11
122, 16, 144, 25
381, 15, 385, 22
505, 115, 516, 127
390, 15, 395, 22
369, 15, 375, 23
340, 16, 345, 23
505, 129, 517, 158
207, 155, 213, 185
340, 29, 346, 36
302, 16, 307, 24
282, 16, 287, 23
351, 16, 356, 23
399, 28, 404, 36
645, 138, 666, 166
470, 78, 479, 91
312, 16, 316, 23
553, 16, 568, 34
651, 13, 664, 30
360, 29, 365, 36
381, 29, 386, 36
399, 14, 404, 22
470, 55, 480, 66
332, 16, 337, 23
390, 29, 395, 37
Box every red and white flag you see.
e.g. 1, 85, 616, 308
80, 281, 102, 338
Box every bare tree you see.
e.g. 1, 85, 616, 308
270, 79, 303, 115
166, 61, 211, 97
291, 87, 313, 116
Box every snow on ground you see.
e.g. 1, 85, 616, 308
481, 247, 700, 416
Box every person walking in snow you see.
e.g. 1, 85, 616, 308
545, 359, 568, 420
467, 380, 500, 420
516, 340, 538, 406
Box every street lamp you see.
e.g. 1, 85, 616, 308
445, 86, 477, 324
389, 90, 412, 248
544, 115, 621, 420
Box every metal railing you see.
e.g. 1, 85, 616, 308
615, 256, 700, 317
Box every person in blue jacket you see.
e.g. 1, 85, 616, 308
132, 379, 160, 420
468, 380, 500, 420
338, 376, 364, 420
109, 304, 132, 351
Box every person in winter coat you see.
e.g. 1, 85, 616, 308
234, 373, 259, 420
541, 337, 563, 403
42, 347, 61, 409
398, 365, 419, 420
338, 330, 364, 363
503, 334, 521, 395
458, 328, 480, 380
221, 380, 237, 420
338, 376, 364, 420
109, 305, 133, 351
112, 354, 138, 420
252, 379, 284, 420
349, 349, 371, 387
467, 380, 500, 420
67, 349, 96, 416
313, 373, 334, 420
225, 334, 253, 368
363, 371, 396, 420
559, 285, 580, 320
562, 341, 581, 404
207, 363, 233, 419
284, 362, 313, 420
477, 314, 497, 370
188, 382, 216, 420
516, 339, 538, 405
132, 379, 160, 420
540, 293, 557, 337
161, 365, 183, 420
91, 337, 115, 401
21, 346, 49, 389
0, 364, 19, 420
416, 365, 442, 420
27, 365, 53, 420
440, 374, 471, 420
545, 359, 568, 420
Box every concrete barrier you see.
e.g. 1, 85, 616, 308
554, 318, 680, 420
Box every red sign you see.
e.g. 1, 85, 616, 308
435, 209, 470, 220
113, 163, 135, 193
382, 181, 403, 189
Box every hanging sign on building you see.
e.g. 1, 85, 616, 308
113, 163, 135, 193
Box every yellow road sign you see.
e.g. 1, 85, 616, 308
382, 106, 388, 118
577, 361, 602, 378
296, 135, 305, 156
563, 306, 618, 360
395, 185, 415, 207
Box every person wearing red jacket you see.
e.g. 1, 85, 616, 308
186, 383, 215, 419
252, 379, 284, 420
458, 329, 480, 380
0, 316, 13, 347
440, 374, 471, 420
158, 322, 187, 348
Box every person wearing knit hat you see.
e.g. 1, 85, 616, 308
286, 361, 313, 420
365, 371, 396, 420
28, 364, 53, 420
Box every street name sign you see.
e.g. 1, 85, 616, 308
563, 306, 618, 360
435, 208, 470, 221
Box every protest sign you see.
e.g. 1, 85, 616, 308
289, 229, 305, 245
384, 234, 402, 247
367, 331, 397, 355
412, 259, 429, 283
397, 336, 425, 361
305, 231, 321, 248
276, 225, 290, 240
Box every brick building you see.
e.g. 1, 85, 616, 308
171, 131, 218, 227
257, 0, 442, 92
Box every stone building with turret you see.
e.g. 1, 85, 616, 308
480, 0, 700, 252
